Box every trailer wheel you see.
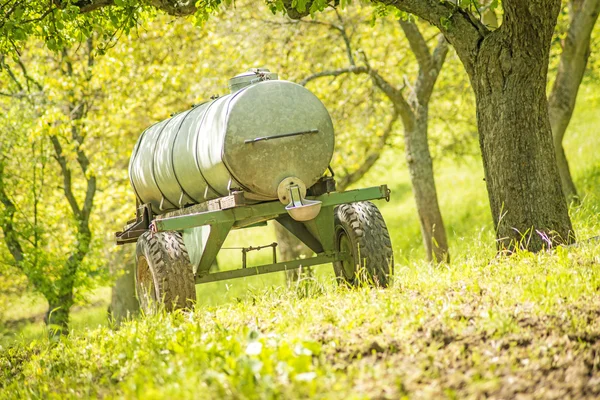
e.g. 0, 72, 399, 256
135, 231, 196, 314
333, 201, 394, 287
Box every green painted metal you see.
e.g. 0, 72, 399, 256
195, 251, 348, 284
305, 205, 336, 252
275, 214, 324, 254
196, 221, 234, 277
182, 226, 209, 274
153, 185, 388, 276
154, 185, 389, 233
129, 68, 335, 214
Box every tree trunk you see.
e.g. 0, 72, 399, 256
45, 293, 73, 336
473, 4, 574, 251
547, 0, 600, 203
273, 222, 313, 284
109, 258, 139, 326
552, 132, 579, 203
404, 108, 449, 263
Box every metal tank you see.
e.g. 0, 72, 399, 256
129, 68, 335, 214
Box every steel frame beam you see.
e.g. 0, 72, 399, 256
154, 185, 389, 232
148, 185, 390, 285
195, 251, 348, 284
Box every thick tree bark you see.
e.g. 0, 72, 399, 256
405, 108, 449, 263
374, 0, 575, 252
548, 0, 600, 202
472, 0, 574, 251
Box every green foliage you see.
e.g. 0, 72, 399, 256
0, 1, 145, 55
2, 227, 600, 397
0, 0, 510, 57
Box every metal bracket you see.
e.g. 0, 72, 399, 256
244, 129, 319, 144
275, 215, 324, 254
284, 184, 322, 221
115, 203, 153, 245
241, 242, 277, 269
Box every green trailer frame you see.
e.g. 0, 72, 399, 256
116, 184, 391, 285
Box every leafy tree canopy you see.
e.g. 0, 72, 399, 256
0, 0, 502, 56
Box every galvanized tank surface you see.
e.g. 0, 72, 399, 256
129, 69, 335, 214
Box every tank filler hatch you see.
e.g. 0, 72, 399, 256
228, 68, 278, 93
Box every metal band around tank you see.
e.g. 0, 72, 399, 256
169, 108, 201, 206
193, 99, 224, 199
151, 119, 177, 210
218, 88, 254, 195
129, 122, 159, 205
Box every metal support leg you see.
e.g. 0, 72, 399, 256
304, 205, 336, 253
196, 221, 234, 277
275, 214, 324, 254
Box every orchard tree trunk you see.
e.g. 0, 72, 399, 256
45, 293, 73, 336
109, 258, 139, 326
473, 1, 574, 251
301, 21, 451, 264
405, 108, 449, 263
340, 0, 578, 252
548, 0, 600, 203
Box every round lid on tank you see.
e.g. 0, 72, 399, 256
228, 68, 278, 93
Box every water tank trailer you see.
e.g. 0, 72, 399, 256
116, 69, 394, 312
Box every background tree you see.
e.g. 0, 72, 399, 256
548, 0, 600, 202
352, 0, 574, 252
296, 15, 451, 263
0, 41, 101, 333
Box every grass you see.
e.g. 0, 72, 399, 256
1, 85, 599, 398
2, 240, 600, 398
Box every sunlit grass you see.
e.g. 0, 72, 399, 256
2, 237, 600, 398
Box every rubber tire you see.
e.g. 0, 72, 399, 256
135, 231, 196, 314
333, 201, 394, 287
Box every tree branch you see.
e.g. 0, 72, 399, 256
0, 159, 53, 293
431, 33, 449, 72
49, 135, 82, 220
548, 0, 600, 142
70, 0, 196, 15
299, 65, 367, 86
337, 110, 399, 190
502, 0, 562, 47
0, 162, 24, 265
16, 57, 44, 92
334, 9, 356, 66
414, 33, 449, 106
70, 0, 114, 13
378, 0, 488, 76
399, 19, 432, 71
